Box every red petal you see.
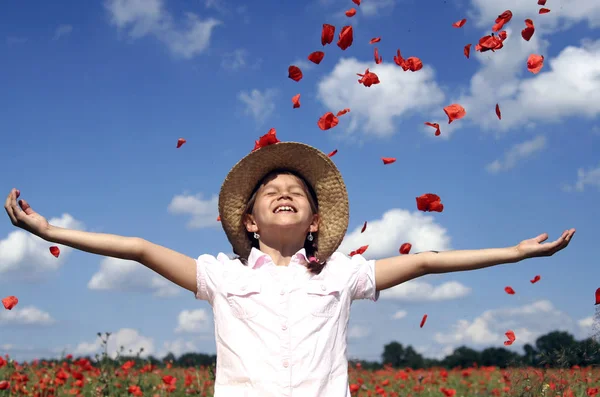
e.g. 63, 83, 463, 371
216, 215, 221, 222
252, 128, 280, 151
464, 44, 471, 59
288, 65, 303, 82
492, 10, 513, 32
50, 246, 60, 258
521, 19, 535, 41
452, 18, 467, 28
2, 295, 18, 310
539, 8, 550, 14
420, 314, 427, 328
538, 0, 546, 4
416, 193, 444, 212
443, 104, 466, 124
336, 108, 350, 116
292, 94, 301, 109
504, 330, 516, 345
327, 149, 338, 157
381, 157, 396, 165
308, 51, 325, 64
424, 122, 441, 136
527, 54, 544, 74
321, 24, 335, 46
399, 243, 412, 255
369, 37, 381, 44
357, 68, 380, 87
530, 275, 541, 284
337, 25, 354, 50
496, 103, 501, 120
505, 286, 515, 295
595, 287, 600, 305
361, 221, 367, 233
349, 245, 369, 257
345, 8, 357, 17
176, 138, 186, 148
374, 47, 382, 64
317, 112, 340, 130
352, 0, 360, 5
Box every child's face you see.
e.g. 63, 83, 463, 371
244, 173, 319, 237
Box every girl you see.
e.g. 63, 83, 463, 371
4, 141, 575, 397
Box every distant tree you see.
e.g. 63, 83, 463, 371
480, 347, 521, 368
442, 346, 481, 369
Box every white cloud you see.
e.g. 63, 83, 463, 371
0, 306, 55, 326
104, 0, 220, 59
53, 25, 73, 41
0, 213, 85, 277
392, 310, 407, 319
167, 192, 219, 229
317, 58, 445, 137
175, 309, 211, 333
87, 256, 180, 297
348, 325, 371, 339
579, 316, 593, 330
338, 208, 452, 259
563, 163, 600, 192
434, 0, 600, 138
221, 49, 247, 70
157, 339, 199, 359
360, 0, 395, 17
71, 328, 155, 358
433, 300, 588, 352
468, 0, 600, 31
237, 88, 277, 125
486, 135, 547, 173
381, 280, 471, 302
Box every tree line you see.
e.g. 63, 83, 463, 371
35, 330, 600, 370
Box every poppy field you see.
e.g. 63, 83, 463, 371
1, 354, 600, 397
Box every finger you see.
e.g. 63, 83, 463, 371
536, 233, 549, 243
4, 190, 17, 224
20, 199, 34, 215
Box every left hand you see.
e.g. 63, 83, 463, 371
516, 229, 576, 259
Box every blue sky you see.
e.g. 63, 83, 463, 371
1, 0, 599, 362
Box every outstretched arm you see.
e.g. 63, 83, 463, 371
374, 229, 575, 291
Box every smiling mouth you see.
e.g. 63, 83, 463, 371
274, 205, 297, 213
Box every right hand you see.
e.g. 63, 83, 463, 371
4, 188, 51, 238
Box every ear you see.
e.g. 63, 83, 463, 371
243, 213, 259, 233
309, 213, 320, 233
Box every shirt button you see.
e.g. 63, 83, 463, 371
241, 285, 247, 291
280, 289, 285, 295
282, 324, 287, 330
320, 284, 326, 291
283, 360, 289, 368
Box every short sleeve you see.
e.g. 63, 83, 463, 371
343, 253, 380, 302
194, 253, 225, 305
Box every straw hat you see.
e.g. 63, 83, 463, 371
218, 142, 349, 261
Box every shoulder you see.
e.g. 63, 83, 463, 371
196, 252, 247, 272
324, 252, 373, 276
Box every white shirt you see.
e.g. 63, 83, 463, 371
194, 247, 379, 397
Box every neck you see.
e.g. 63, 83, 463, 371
257, 239, 305, 267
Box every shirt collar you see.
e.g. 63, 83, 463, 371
248, 247, 309, 269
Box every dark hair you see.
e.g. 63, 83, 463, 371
234, 168, 327, 275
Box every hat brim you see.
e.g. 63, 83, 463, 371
218, 142, 349, 260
